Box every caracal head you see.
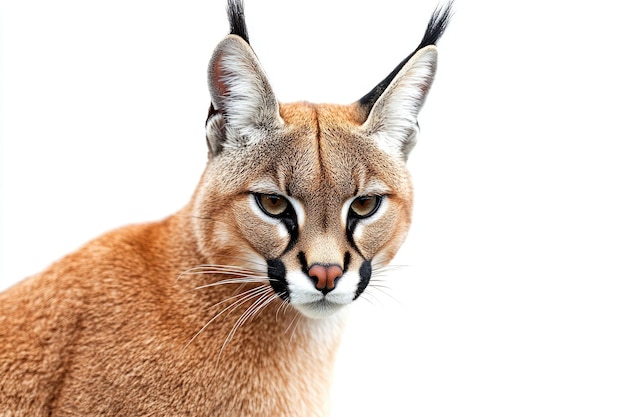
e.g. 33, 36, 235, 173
192, 2, 450, 319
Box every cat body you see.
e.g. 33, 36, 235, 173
1, 214, 342, 416
0, 1, 450, 415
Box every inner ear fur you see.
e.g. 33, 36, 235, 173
359, 45, 438, 160
205, 35, 282, 155
357, 2, 452, 159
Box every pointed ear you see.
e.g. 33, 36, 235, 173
358, 2, 451, 160
206, 35, 282, 155
359, 45, 438, 160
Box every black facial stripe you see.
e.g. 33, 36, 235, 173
346, 217, 357, 247
354, 259, 372, 300
253, 192, 299, 255
297, 251, 308, 274
345, 217, 365, 259
281, 214, 299, 254
267, 258, 290, 301
343, 252, 351, 272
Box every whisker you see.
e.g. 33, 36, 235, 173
194, 277, 272, 290
202, 284, 269, 312
178, 264, 265, 281
184, 263, 258, 272
248, 293, 278, 322
210, 254, 268, 268
367, 279, 394, 291
284, 308, 301, 337
230, 288, 274, 332
288, 315, 302, 344
367, 283, 400, 305
358, 292, 377, 306
275, 295, 291, 320
182, 269, 260, 277
223, 289, 276, 346
217, 288, 277, 359
184, 285, 271, 350
220, 286, 272, 321
371, 262, 408, 273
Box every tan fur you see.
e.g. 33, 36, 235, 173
0, 212, 344, 416
0, 103, 412, 416
0, 3, 444, 415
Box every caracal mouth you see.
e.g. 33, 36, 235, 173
292, 298, 349, 319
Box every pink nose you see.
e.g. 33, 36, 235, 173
308, 264, 343, 293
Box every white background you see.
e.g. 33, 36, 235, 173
2, 0, 625, 416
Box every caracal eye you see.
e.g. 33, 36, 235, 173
350, 195, 382, 218
256, 193, 289, 217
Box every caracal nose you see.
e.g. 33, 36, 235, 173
308, 264, 343, 293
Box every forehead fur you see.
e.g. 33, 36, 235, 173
209, 102, 412, 199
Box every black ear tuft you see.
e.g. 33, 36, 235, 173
358, 2, 453, 111
415, 2, 453, 51
227, 0, 249, 44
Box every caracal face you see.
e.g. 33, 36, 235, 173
191, 3, 446, 318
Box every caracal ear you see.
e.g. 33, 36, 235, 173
358, 3, 452, 160
360, 46, 438, 159
206, 35, 282, 155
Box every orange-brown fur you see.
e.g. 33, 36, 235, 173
0, 1, 447, 414
0, 105, 420, 416
0, 104, 411, 416
0, 207, 343, 416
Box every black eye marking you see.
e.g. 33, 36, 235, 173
252, 193, 299, 254
346, 217, 361, 258
345, 195, 384, 257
